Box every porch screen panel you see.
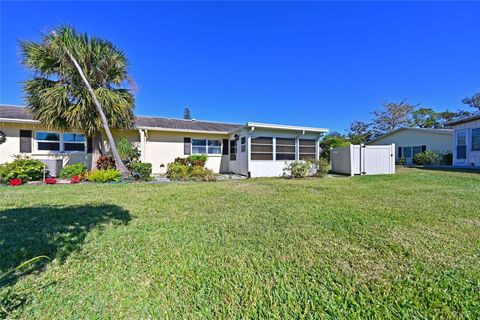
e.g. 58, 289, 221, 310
276, 138, 295, 160
251, 137, 273, 160
299, 139, 316, 160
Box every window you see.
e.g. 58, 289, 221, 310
251, 137, 273, 160
36, 132, 60, 151
299, 139, 316, 160
192, 139, 222, 155
230, 140, 237, 160
35, 132, 86, 152
63, 133, 86, 151
276, 138, 295, 160
472, 128, 480, 151
241, 137, 246, 152
403, 147, 412, 158
412, 146, 422, 157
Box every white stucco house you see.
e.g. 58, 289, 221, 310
445, 113, 480, 167
368, 127, 453, 164
0, 105, 328, 177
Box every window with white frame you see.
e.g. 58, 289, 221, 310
192, 139, 222, 155
35, 132, 86, 152
275, 138, 296, 160
240, 137, 246, 152
299, 139, 316, 160
399, 145, 426, 159
230, 140, 237, 160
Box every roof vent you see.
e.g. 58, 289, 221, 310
191, 119, 196, 122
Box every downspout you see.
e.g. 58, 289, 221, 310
139, 129, 147, 162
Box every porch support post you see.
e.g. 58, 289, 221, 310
139, 129, 147, 162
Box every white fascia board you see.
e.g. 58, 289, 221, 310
0, 118, 40, 124
245, 122, 329, 133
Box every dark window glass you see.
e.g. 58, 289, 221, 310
230, 140, 237, 161
472, 129, 480, 151
38, 142, 60, 151
412, 146, 422, 157
64, 143, 86, 151
241, 137, 246, 152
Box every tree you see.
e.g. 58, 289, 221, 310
371, 100, 415, 136
438, 110, 473, 126
319, 133, 349, 161
346, 121, 372, 144
20, 26, 135, 175
411, 108, 442, 128
462, 92, 480, 111
183, 107, 192, 120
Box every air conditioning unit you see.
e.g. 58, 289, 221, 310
39, 159, 64, 177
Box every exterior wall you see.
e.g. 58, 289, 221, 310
144, 130, 229, 174
0, 122, 91, 168
369, 130, 452, 164
247, 128, 321, 178
452, 119, 480, 167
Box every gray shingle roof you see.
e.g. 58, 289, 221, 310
0, 105, 242, 133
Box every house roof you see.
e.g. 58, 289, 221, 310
444, 113, 480, 126
0, 105, 243, 133
368, 127, 453, 144
0, 105, 328, 135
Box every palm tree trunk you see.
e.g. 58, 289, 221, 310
63, 47, 130, 177
91, 131, 104, 170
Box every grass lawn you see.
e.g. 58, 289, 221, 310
1, 168, 479, 318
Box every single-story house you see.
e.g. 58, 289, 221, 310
0, 105, 328, 177
445, 113, 480, 167
368, 127, 453, 164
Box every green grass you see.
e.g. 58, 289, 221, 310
1, 168, 479, 319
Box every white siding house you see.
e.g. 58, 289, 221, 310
368, 128, 453, 164
0, 105, 328, 177
446, 113, 480, 167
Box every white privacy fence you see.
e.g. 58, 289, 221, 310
331, 144, 395, 176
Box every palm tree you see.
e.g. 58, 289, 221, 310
20, 26, 135, 176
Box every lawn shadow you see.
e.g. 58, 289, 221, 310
0, 204, 131, 287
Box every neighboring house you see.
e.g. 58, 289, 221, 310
368, 127, 453, 164
445, 113, 480, 167
0, 105, 328, 177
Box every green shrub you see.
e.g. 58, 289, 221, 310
130, 162, 152, 181
187, 154, 207, 167
283, 161, 310, 179
118, 137, 140, 168
0, 158, 45, 183
59, 163, 87, 178
441, 152, 453, 166
166, 163, 189, 180
413, 150, 440, 165
189, 165, 217, 182
309, 158, 330, 177
397, 157, 406, 165
174, 157, 189, 165
87, 169, 121, 183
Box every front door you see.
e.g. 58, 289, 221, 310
455, 130, 468, 165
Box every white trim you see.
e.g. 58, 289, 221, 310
135, 126, 230, 135
245, 122, 328, 133
0, 118, 40, 124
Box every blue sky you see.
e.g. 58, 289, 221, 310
1, 1, 479, 132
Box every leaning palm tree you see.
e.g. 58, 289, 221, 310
20, 26, 135, 176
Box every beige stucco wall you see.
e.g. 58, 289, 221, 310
0, 122, 231, 174
451, 119, 480, 166
369, 129, 453, 162
0, 121, 91, 167
144, 130, 229, 174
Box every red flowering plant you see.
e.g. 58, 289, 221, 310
70, 175, 81, 184
44, 177, 57, 185
10, 178, 22, 186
